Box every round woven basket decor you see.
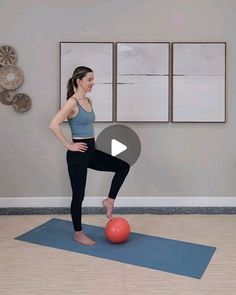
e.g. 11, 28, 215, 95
0, 45, 17, 66
12, 93, 32, 112
0, 65, 24, 90
0, 89, 14, 105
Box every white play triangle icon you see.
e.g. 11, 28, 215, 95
111, 139, 127, 156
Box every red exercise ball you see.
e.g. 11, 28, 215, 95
105, 217, 131, 243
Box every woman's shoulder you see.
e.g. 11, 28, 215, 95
65, 97, 78, 120
68, 96, 79, 105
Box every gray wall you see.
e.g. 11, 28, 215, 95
0, 0, 235, 200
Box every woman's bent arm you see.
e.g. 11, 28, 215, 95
49, 125, 70, 149
49, 98, 76, 149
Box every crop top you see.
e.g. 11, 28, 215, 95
67, 97, 95, 138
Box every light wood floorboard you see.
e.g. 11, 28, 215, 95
0, 214, 235, 295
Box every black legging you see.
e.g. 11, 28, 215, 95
66, 137, 130, 231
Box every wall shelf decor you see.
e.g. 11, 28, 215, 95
0, 89, 14, 105
12, 93, 32, 113
0, 44, 32, 113
0, 45, 17, 66
0, 65, 24, 90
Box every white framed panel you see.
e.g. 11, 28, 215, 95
172, 42, 226, 122
60, 42, 114, 122
116, 42, 170, 122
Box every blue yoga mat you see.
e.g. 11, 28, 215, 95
15, 218, 216, 279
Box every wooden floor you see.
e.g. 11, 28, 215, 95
0, 214, 235, 295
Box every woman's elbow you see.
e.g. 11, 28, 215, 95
49, 121, 58, 130
49, 115, 64, 130
49, 122, 54, 130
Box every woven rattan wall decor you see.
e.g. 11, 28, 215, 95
0, 45, 32, 113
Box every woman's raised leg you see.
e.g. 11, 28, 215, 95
88, 149, 130, 219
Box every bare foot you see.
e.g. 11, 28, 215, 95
74, 231, 96, 246
102, 197, 115, 220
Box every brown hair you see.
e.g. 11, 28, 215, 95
66, 66, 93, 100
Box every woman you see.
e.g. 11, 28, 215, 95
49, 66, 130, 246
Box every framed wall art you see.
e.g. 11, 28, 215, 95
116, 42, 170, 122
60, 42, 114, 122
172, 42, 226, 123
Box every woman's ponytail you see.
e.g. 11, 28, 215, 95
66, 77, 74, 100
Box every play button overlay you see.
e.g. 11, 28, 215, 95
111, 139, 127, 156
96, 124, 141, 166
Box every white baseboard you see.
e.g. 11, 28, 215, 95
0, 196, 236, 207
